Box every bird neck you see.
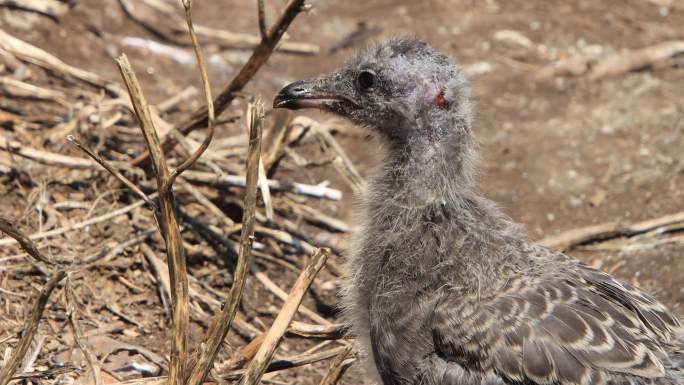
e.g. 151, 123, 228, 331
371, 129, 477, 209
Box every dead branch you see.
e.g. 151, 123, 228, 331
0, 76, 67, 105
255, 270, 330, 326
222, 345, 345, 381
182, 170, 342, 200
538, 40, 684, 80
167, 0, 215, 187
185, 99, 264, 385
287, 321, 346, 340
317, 345, 355, 385
100, 346, 347, 385
257, 0, 268, 40
0, 0, 69, 19
157, 86, 198, 113
0, 29, 115, 92
539, 209, 684, 250
0, 136, 96, 169
237, 248, 329, 385
115, 53, 190, 385
0, 270, 66, 385
306, 117, 365, 194
140, 243, 173, 319
66, 135, 154, 208
588, 40, 684, 80
132, 0, 310, 167
65, 278, 103, 385
0, 197, 149, 247
0, 216, 61, 265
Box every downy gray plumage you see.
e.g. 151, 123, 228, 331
274, 37, 684, 385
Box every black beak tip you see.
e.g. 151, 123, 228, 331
273, 94, 301, 110
274, 80, 310, 110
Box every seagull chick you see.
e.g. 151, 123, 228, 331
274, 37, 684, 385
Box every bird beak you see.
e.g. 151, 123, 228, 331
273, 78, 357, 111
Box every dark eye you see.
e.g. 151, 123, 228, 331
357, 70, 376, 91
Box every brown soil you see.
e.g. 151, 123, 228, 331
1, 1, 683, 384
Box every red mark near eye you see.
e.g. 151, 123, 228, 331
434, 90, 448, 109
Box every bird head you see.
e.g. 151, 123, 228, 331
274, 37, 472, 147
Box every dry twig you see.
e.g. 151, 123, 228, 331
167, 0, 215, 187
132, 0, 310, 167
185, 99, 264, 385
237, 248, 329, 385
317, 345, 355, 385
116, 53, 190, 385
538, 40, 684, 80
0, 270, 66, 385
0, 197, 150, 247
0, 0, 69, 19
0, 216, 61, 265
539, 210, 684, 250
65, 279, 103, 385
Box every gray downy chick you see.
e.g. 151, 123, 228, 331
274, 37, 684, 385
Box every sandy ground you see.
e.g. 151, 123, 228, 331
1, 0, 683, 384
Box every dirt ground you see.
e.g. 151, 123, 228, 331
1, 0, 683, 384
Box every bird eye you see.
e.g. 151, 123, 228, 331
357, 70, 376, 91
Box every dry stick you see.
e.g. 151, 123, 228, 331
182, 170, 342, 200
317, 345, 354, 385
115, 54, 190, 385
132, 0, 308, 167
103, 346, 346, 385
0, 197, 151, 247
65, 279, 103, 385
220, 333, 267, 371
257, 0, 268, 39
255, 270, 330, 326
0, 217, 60, 265
287, 321, 346, 340
539, 209, 684, 250
141, 243, 173, 319
237, 248, 329, 385
178, 178, 234, 227
308, 118, 365, 194
221, 346, 347, 380
0, 76, 68, 105
1, 137, 339, 200
66, 135, 155, 209
0, 0, 69, 19
220, 320, 346, 371
588, 40, 684, 80
157, 86, 198, 114
0, 136, 95, 169
185, 100, 264, 385
0, 270, 66, 385
166, 0, 215, 188
0, 29, 113, 91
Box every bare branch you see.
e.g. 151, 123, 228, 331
185, 99, 264, 385
167, 0, 215, 187
257, 0, 268, 39
0, 270, 66, 385
318, 345, 355, 385
66, 135, 155, 209
131, 0, 309, 168
65, 278, 103, 385
237, 248, 329, 385
115, 54, 190, 385
0, 216, 61, 266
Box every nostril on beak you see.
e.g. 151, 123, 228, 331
289, 84, 310, 97
273, 80, 315, 109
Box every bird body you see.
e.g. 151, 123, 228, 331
274, 37, 684, 385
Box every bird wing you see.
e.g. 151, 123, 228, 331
431, 259, 681, 385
